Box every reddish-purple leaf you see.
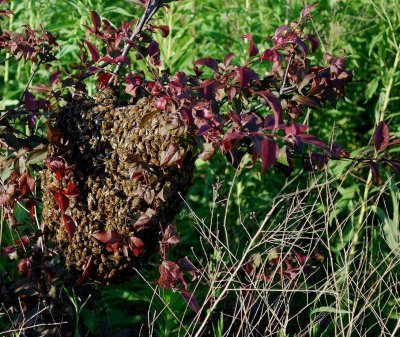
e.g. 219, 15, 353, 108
151, 24, 170, 37
224, 53, 235, 66
92, 230, 122, 244
148, 41, 161, 67
193, 58, 219, 73
256, 90, 282, 128
90, 10, 101, 31
62, 214, 77, 240
388, 138, 400, 146
163, 224, 181, 245
158, 260, 186, 289
305, 35, 319, 53
85, 40, 100, 62
155, 96, 168, 110
129, 237, 145, 257
46, 156, 73, 181
18, 172, 35, 197
76, 255, 94, 285
97, 72, 113, 88
17, 258, 32, 277
49, 70, 61, 86
301, 3, 318, 19
50, 187, 69, 211
259, 137, 277, 172
64, 180, 80, 198
242, 34, 259, 57
370, 162, 381, 185
236, 66, 259, 89
98, 55, 130, 64
261, 49, 279, 62
177, 257, 197, 273
374, 121, 389, 153
160, 144, 186, 168
293, 94, 320, 108
295, 134, 330, 151
134, 211, 154, 231
15, 235, 30, 249
181, 289, 200, 313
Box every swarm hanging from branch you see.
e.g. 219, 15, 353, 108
41, 88, 194, 283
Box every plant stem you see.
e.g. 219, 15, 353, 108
107, 0, 164, 86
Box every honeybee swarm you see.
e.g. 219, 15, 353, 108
41, 89, 194, 283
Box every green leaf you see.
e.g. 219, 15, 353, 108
13, 156, 26, 176
277, 146, 289, 166
365, 77, 379, 100
26, 146, 48, 166
311, 306, 350, 315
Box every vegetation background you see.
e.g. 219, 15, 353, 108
0, 0, 399, 336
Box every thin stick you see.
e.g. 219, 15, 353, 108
107, 0, 165, 86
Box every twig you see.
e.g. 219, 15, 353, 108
107, 0, 165, 86
19, 61, 42, 104
0, 55, 13, 65
2, 322, 67, 334
279, 53, 294, 95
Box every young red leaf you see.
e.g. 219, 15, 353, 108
305, 35, 319, 53
151, 24, 170, 37
92, 230, 122, 244
163, 224, 181, 245
181, 289, 200, 313
129, 236, 145, 257
97, 72, 113, 88
18, 172, 35, 197
64, 180, 80, 198
15, 235, 29, 249
85, 40, 100, 62
158, 260, 186, 290
50, 187, 69, 211
62, 214, 77, 240
388, 138, 400, 146
76, 255, 94, 285
46, 156, 73, 181
27, 198, 36, 221
160, 144, 186, 168
242, 34, 259, 57
17, 258, 32, 277
374, 121, 389, 153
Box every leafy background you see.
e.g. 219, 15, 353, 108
1, 0, 399, 336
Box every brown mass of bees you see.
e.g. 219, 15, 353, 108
41, 88, 194, 284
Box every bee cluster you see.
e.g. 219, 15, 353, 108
41, 88, 194, 283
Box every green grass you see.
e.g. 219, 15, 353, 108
1, 0, 400, 336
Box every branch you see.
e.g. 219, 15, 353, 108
107, 0, 166, 86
